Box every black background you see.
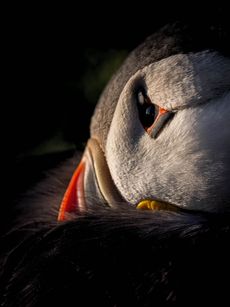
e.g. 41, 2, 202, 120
3, 3, 229, 208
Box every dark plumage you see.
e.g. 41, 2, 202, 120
1, 207, 230, 306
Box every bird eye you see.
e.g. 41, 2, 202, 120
136, 89, 174, 139
136, 90, 158, 130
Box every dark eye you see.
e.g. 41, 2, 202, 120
136, 89, 174, 138
136, 90, 158, 129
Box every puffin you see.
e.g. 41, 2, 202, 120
58, 23, 230, 221
1, 23, 230, 307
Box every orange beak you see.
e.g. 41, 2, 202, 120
58, 160, 86, 221
58, 138, 124, 221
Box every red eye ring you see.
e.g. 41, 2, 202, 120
136, 90, 174, 139
146, 107, 173, 138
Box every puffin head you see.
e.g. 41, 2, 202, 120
58, 24, 230, 220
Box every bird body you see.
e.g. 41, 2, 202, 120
59, 27, 230, 218
1, 23, 230, 306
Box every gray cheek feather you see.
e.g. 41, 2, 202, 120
106, 75, 230, 212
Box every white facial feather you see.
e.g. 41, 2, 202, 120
106, 52, 230, 212
144, 51, 230, 110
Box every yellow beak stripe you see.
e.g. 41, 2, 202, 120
136, 200, 179, 212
